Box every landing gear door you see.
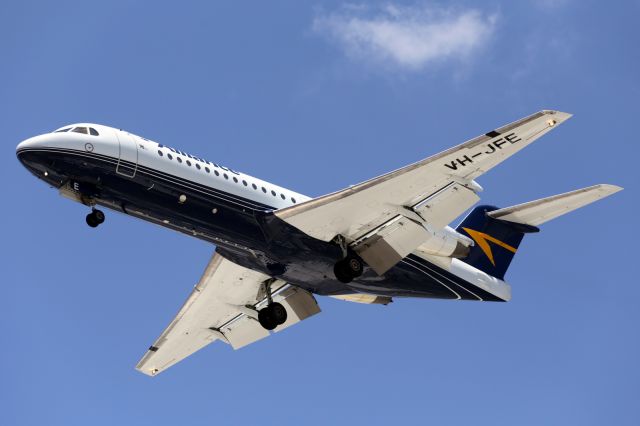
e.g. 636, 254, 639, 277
115, 131, 138, 178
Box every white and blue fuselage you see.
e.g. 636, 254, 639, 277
16, 123, 511, 302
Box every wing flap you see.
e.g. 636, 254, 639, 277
136, 253, 321, 376
353, 215, 430, 275
223, 316, 270, 349
272, 286, 321, 332
276, 110, 571, 244
412, 182, 480, 229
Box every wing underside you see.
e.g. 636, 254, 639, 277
136, 253, 320, 376
275, 110, 572, 274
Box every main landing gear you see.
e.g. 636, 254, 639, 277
332, 236, 364, 284
85, 208, 105, 228
257, 280, 288, 330
258, 302, 287, 330
334, 254, 364, 283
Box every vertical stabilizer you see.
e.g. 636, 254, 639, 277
456, 184, 621, 280
456, 205, 539, 280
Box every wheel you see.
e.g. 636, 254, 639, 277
270, 302, 288, 325
334, 260, 353, 283
93, 209, 105, 224
333, 255, 364, 283
258, 307, 278, 330
345, 255, 363, 277
86, 212, 99, 228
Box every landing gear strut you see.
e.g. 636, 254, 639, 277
257, 280, 288, 330
332, 236, 364, 284
86, 208, 105, 228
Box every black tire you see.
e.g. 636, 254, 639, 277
334, 260, 353, 283
270, 302, 288, 325
93, 209, 105, 224
86, 213, 99, 228
258, 307, 277, 330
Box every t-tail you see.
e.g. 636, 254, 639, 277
456, 184, 622, 280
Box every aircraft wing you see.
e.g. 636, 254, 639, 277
275, 110, 572, 274
136, 252, 321, 376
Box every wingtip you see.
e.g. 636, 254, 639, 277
542, 109, 573, 122
135, 365, 160, 377
597, 184, 624, 194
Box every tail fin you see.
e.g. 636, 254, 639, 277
456, 184, 622, 279
456, 206, 538, 280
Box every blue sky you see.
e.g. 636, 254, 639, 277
2, 1, 638, 425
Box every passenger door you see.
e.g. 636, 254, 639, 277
115, 130, 138, 178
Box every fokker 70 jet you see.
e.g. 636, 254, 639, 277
16, 110, 621, 376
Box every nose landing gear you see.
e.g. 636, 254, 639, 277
86, 209, 105, 228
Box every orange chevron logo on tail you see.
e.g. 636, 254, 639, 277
462, 227, 518, 267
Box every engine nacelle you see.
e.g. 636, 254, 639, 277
415, 226, 472, 258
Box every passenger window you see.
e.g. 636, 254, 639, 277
291, 197, 296, 203
233, 177, 238, 183
205, 167, 210, 173
262, 187, 267, 193
196, 163, 201, 170
167, 153, 173, 160
72, 127, 88, 134
271, 190, 276, 196
242, 180, 248, 186
280, 194, 285, 200
252, 183, 257, 190
89, 128, 99, 136
157, 150, 163, 157
177, 157, 182, 163
223, 173, 228, 180
186, 160, 192, 167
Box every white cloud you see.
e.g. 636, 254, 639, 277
313, 4, 497, 71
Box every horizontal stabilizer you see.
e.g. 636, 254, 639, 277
487, 184, 622, 226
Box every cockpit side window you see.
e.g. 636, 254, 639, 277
54, 127, 71, 133
72, 127, 88, 134
89, 127, 99, 136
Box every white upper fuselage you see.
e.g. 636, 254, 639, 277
17, 123, 310, 211
16, 121, 521, 304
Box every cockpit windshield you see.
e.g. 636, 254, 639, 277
53, 126, 100, 136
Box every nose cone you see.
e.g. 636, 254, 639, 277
16, 135, 45, 156
16, 134, 61, 186
16, 137, 30, 153
16, 134, 54, 168
16, 136, 40, 159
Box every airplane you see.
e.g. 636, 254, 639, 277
16, 110, 621, 376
